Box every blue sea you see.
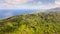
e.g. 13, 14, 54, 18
0, 9, 44, 18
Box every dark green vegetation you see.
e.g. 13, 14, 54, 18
0, 11, 60, 34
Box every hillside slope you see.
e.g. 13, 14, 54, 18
0, 11, 60, 34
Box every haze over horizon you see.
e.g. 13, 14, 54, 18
0, 0, 60, 18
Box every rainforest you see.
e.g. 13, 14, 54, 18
0, 11, 60, 34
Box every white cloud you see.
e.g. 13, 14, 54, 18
0, 0, 60, 9
55, 0, 60, 7
32, 1, 43, 5
5, 0, 33, 5
0, 0, 33, 9
37, 1, 43, 5
0, 0, 47, 9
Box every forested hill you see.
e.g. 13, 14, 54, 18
0, 11, 60, 34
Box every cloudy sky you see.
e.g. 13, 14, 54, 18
0, 0, 60, 18
0, 0, 60, 9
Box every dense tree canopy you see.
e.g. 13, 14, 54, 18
0, 11, 60, 34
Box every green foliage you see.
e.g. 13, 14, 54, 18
0, 11, 60, 34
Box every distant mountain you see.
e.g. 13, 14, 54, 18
49, 7, 60, 11
45, 7, 60, 13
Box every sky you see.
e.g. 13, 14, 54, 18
0, 0, 60, 9
0, 0, 60, 18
